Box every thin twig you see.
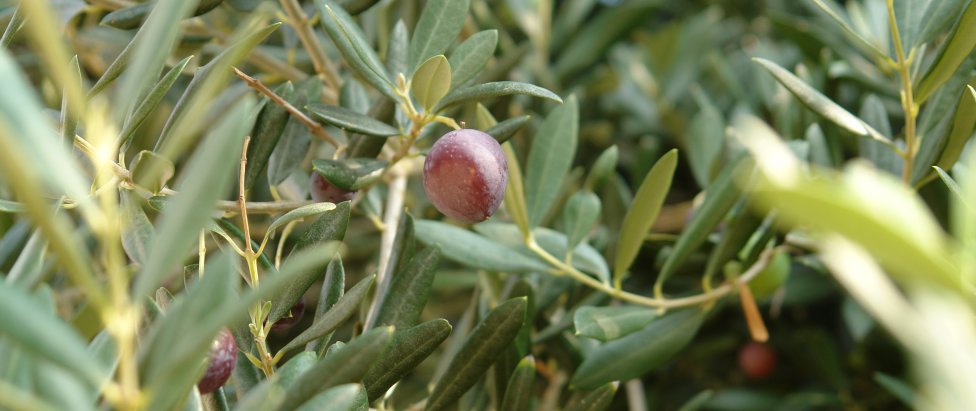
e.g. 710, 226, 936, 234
233, 67, 341, 149
278, 0, 342, 94
239, 137, 254, 254
363, 168, 408, 330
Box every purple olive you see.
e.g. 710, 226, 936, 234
271, 297, 306, 333
423, 129, 508, 223
197, 327, 236, 394
310, 172, 355, 203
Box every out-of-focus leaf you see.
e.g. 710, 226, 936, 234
415, 220, 550, 272
408, 0, 471, 73
0, 281, 105, 386
133, 97, 254, 298
687, 90, 725, 187
565, 382, 619, 411
374, 246, 441, 329
120, 192, 155, 266
916, 2, 976, 104
386, 20, 409, 78
277, 327, 393, 411
306, 104, 400, 137
6, 229, 46, 288
753, 58, 891, 147
425, 298, 527, 411
485, 115, 531, 144
571, 308, 705, 390
553, 1, 662, 79
585, 145, 619, 190
280, 274, 375, 353
525, 95, 578, 227
294, 384, 367, 411
435, 81, 563, 111
574, 306, 657, 342
807, 0, 889, 59
502, 143, 531, 237
613, 149, 677, 288
449, 30, 498, 88
411, 55, 452, 111
362, 319, 452, 401
117, 56, 193, 150
130, 150, 175, 195
561, 191, 601, 251
499, 356, 535, 411
316, 0, 396, 99
874, 372, 916, 408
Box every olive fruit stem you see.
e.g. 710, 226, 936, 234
526, 234, 786, 310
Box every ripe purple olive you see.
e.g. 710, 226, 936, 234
423, 129, 508, 223
197, 327, 236, 394
738, 341, 776, 380
310, 172, 355, 203
271, 297, 305, 333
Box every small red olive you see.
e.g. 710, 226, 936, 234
423, 129, 508, 223
310, 172, 355, 203
738, 341, 776, 380
271, 297, 305, 333
197, 327, 236, 394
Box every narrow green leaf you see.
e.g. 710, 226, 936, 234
687, 89, 725, 187
574, 306, 657, 342
753, 58, 891, 146
561, 191, 601, 251
936, 166, 967, 206
806, 0, 889, 60
524, 95, 578, 227
502, 143, 531, 238
281, 274, 376, 353
386, 20, 409, 78
485, 115, 531, 144
701, 201, 764, 289
270, 202, 351, 324
552, 1, 661, 79
156, 22, 279, 155
0, 199, 25, 213
449, 30, 498, 88
312, 158, 387, 191
857, 95, 901, 177
565, 382, 619, 411
117, 56, 193, 150
375, 246, 441, 329
0, 5, 26, 47
316, 0, 396, 99
120, 192, 155, 266
276, 351, 318, 391
268, 78, 318, 186
266, 202, 338, 244
0, 281, 105, 386
613, 149, 677, 287
295, 384, 367, 411
311, 256, 346, 353
935, 85, 976, 171
655, 155, 749, 296
4, 229, 45, 288
571, 308, 705, 390
585, 145, 619, 190
435, 81, 563, 112
133, 97, 254, 298
306, 103, 400, 137
916, 2, 976, 104
278, 327, 393, 411
100, 3, 154, 29
411, 55, 452, 111
474, 223, 610, 284
874, 372, 917, 408
363, 319, 452, 401
414, 220, 550, 272
408, 0, 471, 72
499, 356, 535, 411
245, 82, 294, 191
425, 297, 527, 411
130, 150, 175, 195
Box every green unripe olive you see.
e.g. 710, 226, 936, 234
423, 129, 508, 223
748, 251, 790, 299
